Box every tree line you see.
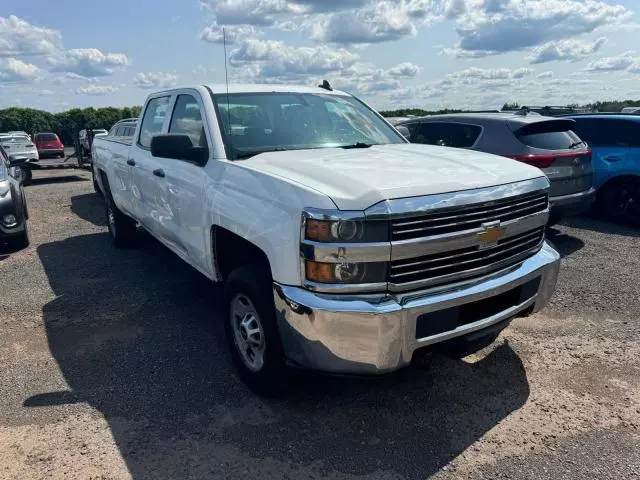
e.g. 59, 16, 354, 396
380, 99, 640, 118
0, 106, 142, 145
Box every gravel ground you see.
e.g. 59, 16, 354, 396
0, 169, 638, 480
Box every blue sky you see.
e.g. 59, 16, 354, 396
1, 0, 640, 112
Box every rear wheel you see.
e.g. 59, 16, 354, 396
223, 264, 287, 395
598, 177, 640, 227
92, 168, 102, 196
103, 185, 137, 248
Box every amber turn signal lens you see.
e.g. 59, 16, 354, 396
305, 219, 332, 242
305, 260, 336, 283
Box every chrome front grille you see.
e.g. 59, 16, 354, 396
392, 190, 549, 241
389, 227, 545, 290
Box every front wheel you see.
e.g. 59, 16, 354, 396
224, 264, 287, 395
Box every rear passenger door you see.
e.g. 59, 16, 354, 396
130, 95, 172, 232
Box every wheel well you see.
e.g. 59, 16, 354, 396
212, 226, 272, 281
600, 174, 640, 192
597, 174, 640, 201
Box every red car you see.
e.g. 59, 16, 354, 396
34, 133, 65, 159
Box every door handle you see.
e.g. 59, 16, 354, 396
604, 155, 621, 162
127, 159, 136, 166
153, 168, 165, 178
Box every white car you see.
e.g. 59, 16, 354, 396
0, 134, 39, 162
92, 83, 560, 393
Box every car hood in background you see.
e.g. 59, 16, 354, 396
241, 143, 545, 210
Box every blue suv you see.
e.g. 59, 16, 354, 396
564, 114, 640, 226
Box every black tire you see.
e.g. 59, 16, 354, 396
59, 152, 65, 159
104, 187, 137, 248
223, 264, 287, 395
19, 166, 32, 186
438, 332, 500, 359
9, 215, 29, 251
597, 177, 640, 227
92, 168, 102, 196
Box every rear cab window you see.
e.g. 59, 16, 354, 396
513, 120, 583, 150
138, 96, 171, 148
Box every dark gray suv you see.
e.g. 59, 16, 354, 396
398, 113, 595, 220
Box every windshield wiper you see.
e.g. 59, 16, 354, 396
340, 142, 373, 149
233, 147, 290, 160
568, 140, 586, 149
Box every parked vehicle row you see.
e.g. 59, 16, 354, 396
92, 83, 560, 393
396, 112, 639, 226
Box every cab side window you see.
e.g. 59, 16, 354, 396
138, 96, 171, 148
169, 94, 208, 149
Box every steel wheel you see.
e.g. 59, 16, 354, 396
230, 293, 266, 372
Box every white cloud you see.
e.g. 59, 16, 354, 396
0, 58, 41, 83
529, 37, 606, 64
75, 84, 120, 95
446, 0, 630, 57
229, 39, 358, 81
536, 71, 554, 79
0, 15, 62, 57
387, 62, 420, 78
311, 1, 439, 44
199, 24, 259, 44
200, 0, 296, 27
448, 66, 534, 81
585, 51, 640, 72
133, 72, 179, 89
49, 48, 130, 77
37, 89, 55, 96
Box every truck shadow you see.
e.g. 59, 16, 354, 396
28, 231, 530, 480
70, 192, 107, 226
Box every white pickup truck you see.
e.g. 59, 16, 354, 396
92, 83, 560, 393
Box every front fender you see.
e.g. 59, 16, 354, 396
203, 161, 336, 285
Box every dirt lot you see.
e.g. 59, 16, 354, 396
1, 169, 639, 480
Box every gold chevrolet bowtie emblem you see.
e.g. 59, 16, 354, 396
477, 222, 505, 246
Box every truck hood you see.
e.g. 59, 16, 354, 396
240, 144, 545, 210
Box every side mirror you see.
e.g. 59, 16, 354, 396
150, 134, 208, 165
396, 125, 411, 141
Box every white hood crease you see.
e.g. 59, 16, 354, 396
240, 143, 545, 210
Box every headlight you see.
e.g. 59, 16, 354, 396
303, 210, 389, 243
305, 260, 387, 284
301, 209, 391, 291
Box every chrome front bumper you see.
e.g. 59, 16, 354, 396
274, 241, 560, 375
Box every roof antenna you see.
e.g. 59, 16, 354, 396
223, 28, 232, 136
318, 79, 333, 91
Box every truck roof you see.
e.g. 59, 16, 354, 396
203, 83, 350, 96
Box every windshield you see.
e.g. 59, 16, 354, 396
211, 92, 405, 159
